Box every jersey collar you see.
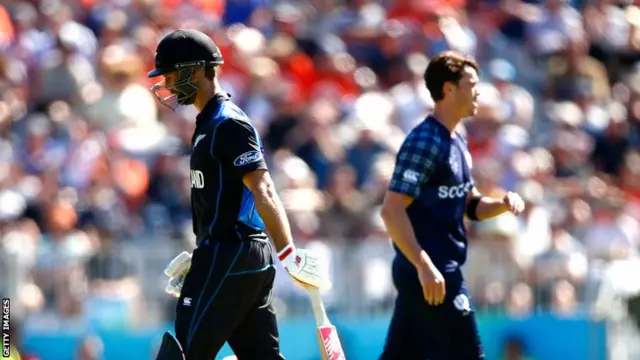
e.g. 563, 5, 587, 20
196, 92, 231, 127
426, 114, 452, 139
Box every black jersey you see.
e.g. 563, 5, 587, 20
189, 93, 268, 246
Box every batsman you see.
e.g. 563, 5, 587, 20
149, 29, 330, 360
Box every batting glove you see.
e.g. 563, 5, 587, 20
278, 244, 331, 290
165, 277, 185, 298
164, 251, 192, 298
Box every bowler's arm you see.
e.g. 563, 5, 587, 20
464, 187, 510, 221
381, 191, 433, 268
381, 132, 441, 269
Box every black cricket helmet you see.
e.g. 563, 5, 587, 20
148, 29, 224, 110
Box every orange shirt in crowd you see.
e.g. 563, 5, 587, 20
161, 0, 225, 15
0, 5, 14, 47
80, 0, 224, 15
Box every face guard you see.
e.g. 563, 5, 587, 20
150, 61, 207, 111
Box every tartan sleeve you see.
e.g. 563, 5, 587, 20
388, 129, 442, 199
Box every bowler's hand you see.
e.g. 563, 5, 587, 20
502, 191, 525, 216
417, 263, 446, 306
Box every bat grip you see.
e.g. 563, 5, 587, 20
309, 289, 330, 327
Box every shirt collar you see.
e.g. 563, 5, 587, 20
426, 114, 452, 138
195, 92, 231, 127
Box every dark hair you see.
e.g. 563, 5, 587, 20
424, 51, 479, 101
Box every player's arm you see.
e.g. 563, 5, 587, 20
214, 119, 330, 289
465, 187, 525, 220
211, 119, 293, 251
380, 133, 440, 267
243, 169, 294, 252
244, 170, 330, 288
464, 187, 508, 221
381, 132, 445, 305
381, 192, 431, 268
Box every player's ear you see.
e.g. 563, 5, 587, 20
443, 81, 455, 96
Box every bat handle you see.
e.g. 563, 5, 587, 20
309, 289, 330, 327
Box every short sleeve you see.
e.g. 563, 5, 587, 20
212, 119, 267, 175
388, 130, 442, 199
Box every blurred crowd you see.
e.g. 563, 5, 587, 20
2, 0, 640, 356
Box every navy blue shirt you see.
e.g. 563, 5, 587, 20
190, 93, 267, 246
389, 115, 475, 274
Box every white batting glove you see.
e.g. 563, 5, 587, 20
165, 277, 185, 298
164, 251, 192, 278
278, 244, 331, 290
164, 251, 192, 298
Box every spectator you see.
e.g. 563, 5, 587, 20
84, 224, 143, 329
76, 335, 104, 360
529, 205, 588, 305
501, 334, 534, 360
465, 213, 525, 309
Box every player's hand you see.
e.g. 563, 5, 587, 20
164, 251, 192, 298
279, 245, 332, 291
165, 276, 185, 298
502, 191, 525, 216
417, 263, 446, 306
289, 274, 318, 292
164, 251, 192, 279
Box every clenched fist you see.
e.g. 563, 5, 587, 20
502, 191, 525, 216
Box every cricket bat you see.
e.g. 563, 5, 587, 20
309, 289, 346, 360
